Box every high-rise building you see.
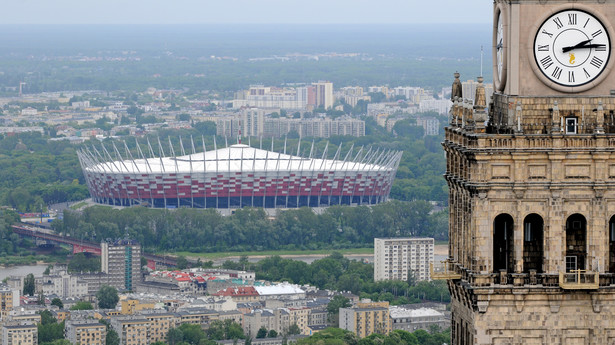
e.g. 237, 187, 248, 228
374, 238, 434, 282
441, 1, 615, 344
313, 81, 334, 110
101, 239, 141, 292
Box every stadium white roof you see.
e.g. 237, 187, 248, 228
80, 144, 401, 174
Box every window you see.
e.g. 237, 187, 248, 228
565, 117, 577, 134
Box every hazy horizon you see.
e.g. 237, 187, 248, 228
4, 0, 491, 25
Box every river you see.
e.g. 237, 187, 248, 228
0, 264, 48, 280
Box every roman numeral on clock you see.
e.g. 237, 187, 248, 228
592, 29, 603, 38
568, 13, 577, 25
568, 71, 575, 83
551, 66, 562, 79
542, 29, 553, 38
540, 56, 553, 69
583, 68, 591, 78
553, 17, 564, 29
537, 45, 549, 52
591, 56, 604, 68
595, 45, 607, 52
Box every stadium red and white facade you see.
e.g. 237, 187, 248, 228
78, 139, 402, 209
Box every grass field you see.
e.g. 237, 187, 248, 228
170, 247, 375, 260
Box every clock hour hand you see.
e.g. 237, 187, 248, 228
562, 39, 593, 53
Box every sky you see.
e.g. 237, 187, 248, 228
4, 0, 491, 25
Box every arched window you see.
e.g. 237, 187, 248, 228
609, 216, 615, 273
565, 214, 587, 272
523, 214, 544, 273
493, 214, 514, 273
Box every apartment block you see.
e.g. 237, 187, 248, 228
110, 317, 148, 345
374, 238, 434, 282
142, 313, 176, 344
65, 321, 107, 345
0, 286, 15, 320
339, 301, 392, 338
1, 324, 37, 345
101, 239, 141, 291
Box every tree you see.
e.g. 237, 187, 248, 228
51, 297, 63, 309
70, 301, 93, 310
166, 327, 184, 345
106, 329, 120, 345
43, 264, 53, 275
267, 330, 278, 338
193, 121, 217, 136
287, 324, 301, 336
178, 323, 206, 344
327, 295, 350, 327
97, 285, 119, 309
23, 273, 35, 296
256, 327, 268, 339
176, 255, 188, 270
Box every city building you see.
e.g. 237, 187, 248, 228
232, 85, 308, 110
142, 313, 176, 344
461, 79, 494, 104
339, 301, 391, 338
120, 300, 155, 315
0, 286, 17, 320
1, 324, 37, 345
418, 99, 451, 115
440, 0, 615, 343
415, 117, 440, 136
243, 308, 290, 338
101, 239, 141, 292
374, 238, 434, 282
35, 271, 89, 298
65, 321, 107, 345
110, 317, 149, 345
263, 117, 365, 138
313, 81, 334, 110
338, 86, 371, 107
389, 306, 449, 332
79, 141, 401, 209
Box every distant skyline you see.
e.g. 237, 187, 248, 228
5, 0, 491, 25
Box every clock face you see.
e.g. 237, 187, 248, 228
496, 12, 504, 79
493, 5, 507, 91
534, 9, 611, 88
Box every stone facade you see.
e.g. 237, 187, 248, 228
445, 2, 615, 344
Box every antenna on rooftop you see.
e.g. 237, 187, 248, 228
480, 46, 484, 77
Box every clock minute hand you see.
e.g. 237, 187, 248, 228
580, 44, 606, 50
562, 39, 593, 53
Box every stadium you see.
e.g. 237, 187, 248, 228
77, 139, 402, 209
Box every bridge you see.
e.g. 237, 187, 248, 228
11, 224, 185, 270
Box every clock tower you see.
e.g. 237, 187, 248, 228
440, 0, 615, 344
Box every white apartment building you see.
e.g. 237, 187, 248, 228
233, 85, 308, 110
374, 237, 434, 282
418, 99, 451, 115
35, 271, 89, 298
313, 81, 334, 110
415, 117, 440, 136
